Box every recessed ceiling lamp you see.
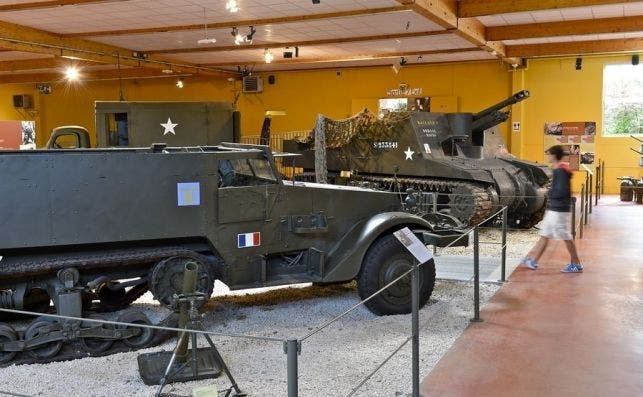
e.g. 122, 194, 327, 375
176, 78, 184, 88
225, 0, 239, 13
197, 7, 216, 45
264, 49, 274, 64
64, 66, 80, 81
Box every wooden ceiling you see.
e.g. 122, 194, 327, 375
0, 0, 641, 82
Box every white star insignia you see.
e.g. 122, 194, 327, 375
404, 147, 415, 160
160, 117, 178, 135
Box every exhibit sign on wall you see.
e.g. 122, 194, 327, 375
544, 121, 596, 171
0, 120, 36, 150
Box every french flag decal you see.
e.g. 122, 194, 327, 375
237, 232, 261, 248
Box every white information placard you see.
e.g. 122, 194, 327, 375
393, 227, 433, 264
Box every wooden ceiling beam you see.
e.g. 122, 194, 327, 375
0, 57, 99, 71
0, 20, 233, 76
198, 47, 482, 67
66, 5, 414, 38
458, 0, 641, 18
149, 30, 453, 55
488, 16, 643, 41
506, 37, 643, 57
398, 0, 515, 63
0, 66, 184, 84
0, 0, 125, 12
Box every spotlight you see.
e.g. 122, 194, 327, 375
176, 78, 184, 88
312, 0, 320, 4
231, 27, 244, 45
64, 66, 80, 81
264, 49, 274, 64
400, 57, 407, 66
417, 55, 423, 61
225, 0, 239, 13
246, 26, 256, 43
632, 54, 639, 66
283, 48, 293, 59
575, 57, 582, 70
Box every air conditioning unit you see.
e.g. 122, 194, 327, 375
13, 94, 33, 109
242, 76, 263, 93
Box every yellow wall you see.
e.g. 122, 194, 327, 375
0, 61, 512, 147
514, 56, 642, 193
1, 57, 640, 193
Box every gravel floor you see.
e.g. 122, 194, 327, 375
0, 280, 499, 397
0, 229, 538, 397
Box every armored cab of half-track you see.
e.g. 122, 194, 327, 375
0, 143, 465, 365
285, 91, 551, 227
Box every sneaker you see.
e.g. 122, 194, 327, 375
561, 263, 583, 273
522, 258, 538, 270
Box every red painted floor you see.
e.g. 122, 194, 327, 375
421, 196, 643, 397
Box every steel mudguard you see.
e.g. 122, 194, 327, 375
322, 212, 465, 283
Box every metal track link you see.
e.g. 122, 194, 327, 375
354, 175, 495, 226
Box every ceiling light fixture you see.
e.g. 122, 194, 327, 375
64, 66, 80, 81
197, 7, 217, 45
176, 78, 184, 88
400, 57, 408, 66
225, 0, 239, 13
264, 49, 274, 64
312, 0, 320, 4
246, 26, 256, 44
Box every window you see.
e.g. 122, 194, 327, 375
603, 64, 643, 135
218, 158, 277, 187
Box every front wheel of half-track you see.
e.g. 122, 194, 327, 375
357, 234, 436, 316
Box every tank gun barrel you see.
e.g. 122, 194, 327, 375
471, 111, 510, 133
474, 90, 530, 121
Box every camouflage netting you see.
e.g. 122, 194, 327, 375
298, 109, 410, 183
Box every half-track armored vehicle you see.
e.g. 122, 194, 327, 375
285, 91, 551, 228
45, 101, 239, 149
0, 143, 465, 365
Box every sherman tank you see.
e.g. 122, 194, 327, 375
284, 90, 551, 228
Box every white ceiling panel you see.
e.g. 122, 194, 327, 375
0, 0, 402, 34
159, 33, 476, 65
88, 10, 444, 52
477, 2, 643, 27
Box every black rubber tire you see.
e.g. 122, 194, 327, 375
357, 234, 436, 316
117, 310, 154, 348
0, 323, 18, 364
149, 256, 214, 309
25, 317, 63, 359
79, 314, 115, 354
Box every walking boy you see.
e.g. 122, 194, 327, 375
522, 145, 583, 273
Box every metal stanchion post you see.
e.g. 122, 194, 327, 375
470, 227, 482, 323
285, 339, 300, 397
589, 174, 593, 214
601, 160, 605, 195
579, 186, 585, 239
584, 181, 589, 226
571, 198, 576, 240
595, 166, 600, 205
500, 206, 508, 282
432, 192, 438, 255
411, 260, 420, 397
